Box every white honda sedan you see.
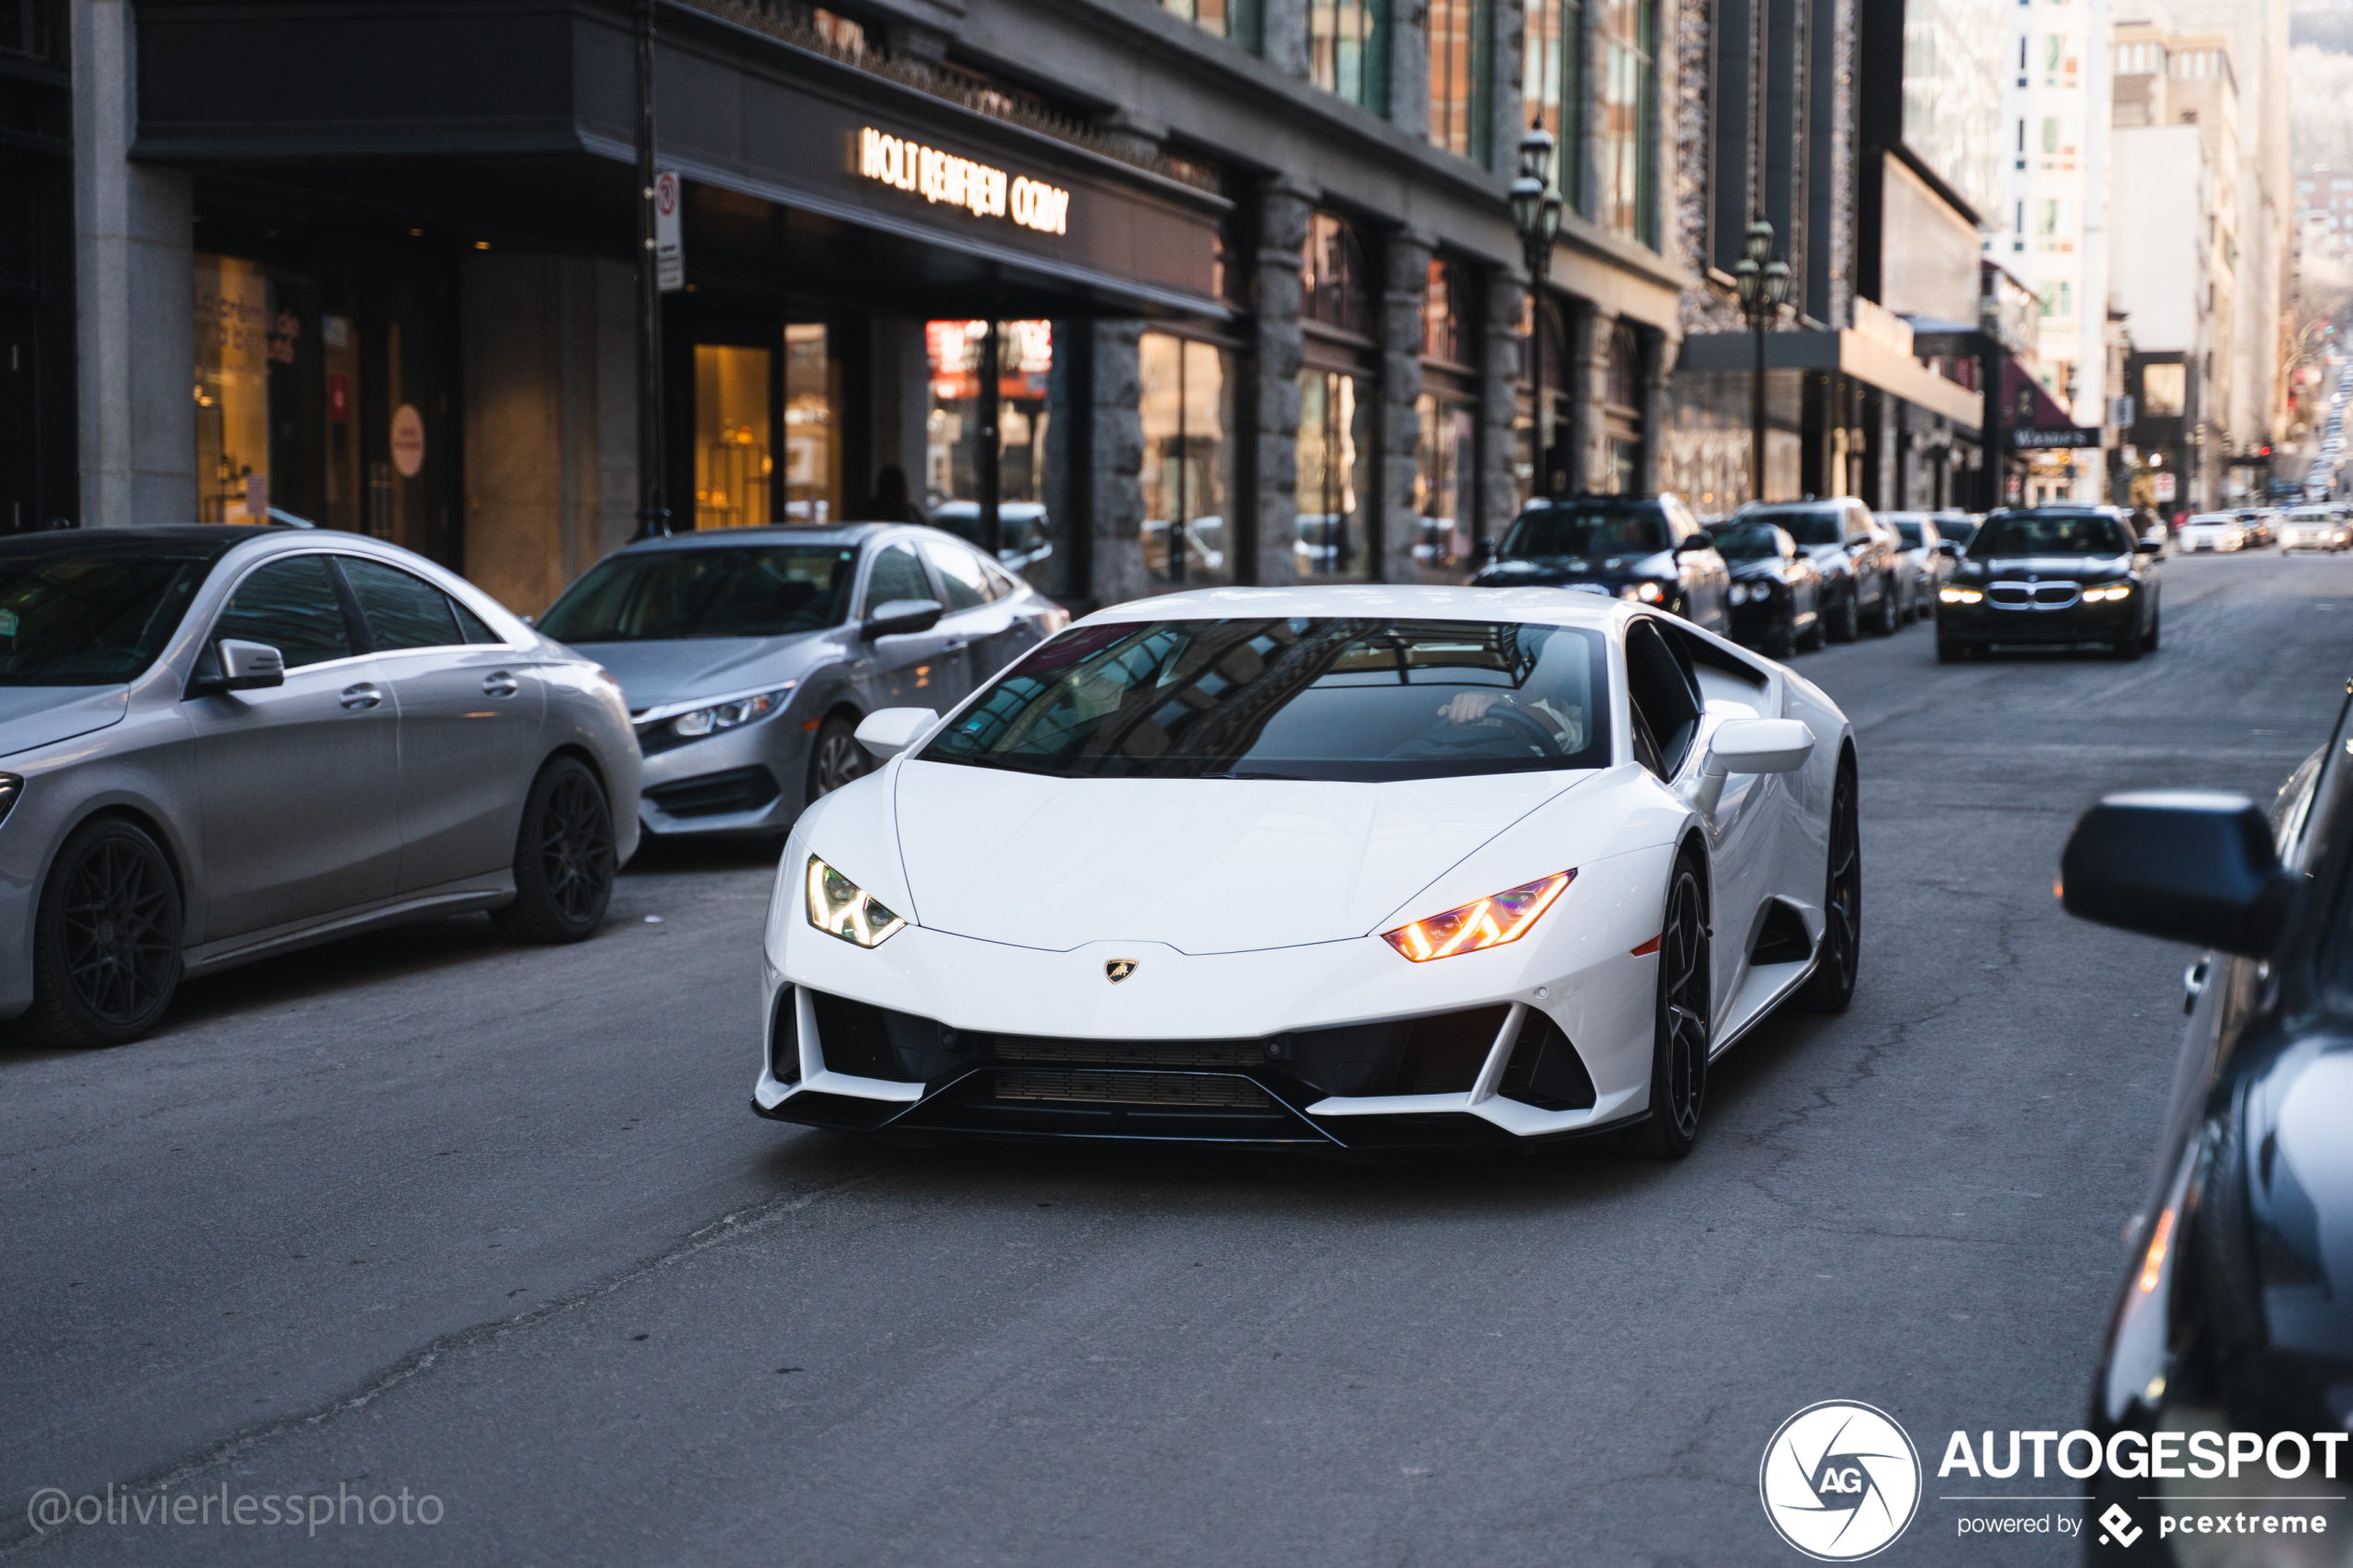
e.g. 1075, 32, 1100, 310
2176, 514, 2247, 553
749, 589, 1856, 1159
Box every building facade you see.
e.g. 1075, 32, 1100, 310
44, 0, 1701, 614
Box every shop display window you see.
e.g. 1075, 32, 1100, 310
1414, 395, 1476, 582
925, 318, 1053, 525
194, 253, 318, 526
1297, 370, 1372, 580
784, 324, 840, 522
1139, 332, 1237, 586
694, 345, 774, 529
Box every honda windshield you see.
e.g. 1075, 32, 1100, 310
540, 545, 859, 642
922, 618, 1612, 783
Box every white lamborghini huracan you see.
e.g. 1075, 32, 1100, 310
751, 587, 1856, 1158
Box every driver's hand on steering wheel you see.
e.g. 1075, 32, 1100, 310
1438, 692, 1509, 724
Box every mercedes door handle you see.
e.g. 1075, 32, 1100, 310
339, 683, 382, 710
482, 671, 520, 697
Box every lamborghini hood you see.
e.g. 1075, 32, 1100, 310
890, 759, 1596, 955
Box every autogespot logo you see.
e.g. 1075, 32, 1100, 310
1760, 1401, 1924, 1561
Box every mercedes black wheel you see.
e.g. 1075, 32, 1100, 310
25, 818, 183, 1048
1796, 758, 1860, 1013
1827, 587, 1861, 644
807, 714, 870, 805
1626, 847, 1712, 1159
1869, 579, 1900, 636
493, 756, 616, 945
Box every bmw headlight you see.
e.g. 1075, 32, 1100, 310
805, 856, 907, 947
667, 688, 791, 739
1939, 587, 1982, 604
1383, 871, 1575, 962
2082, 583, 2132, 603
1618, 582, 1666, 604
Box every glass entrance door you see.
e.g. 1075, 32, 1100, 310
693, 345, 774, 529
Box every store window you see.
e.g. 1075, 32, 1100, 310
2143, 362, 2186, 417
1595, 0, 1657, 245
194, 253, 318, 525
1309, 0, 1388, 113
1428, 0, 1489, 161
925, 320, 1055, 561
1516, 296, 1569, 507
1416, 257, 1478, 582
784, 324, 839, 522
1604, 320, 1644, 494
1298, 370, 1372, 579
1302, 213, 1372, 336
1523, 0, 1583, 209
1140, 333, 1238, 586
1164, 0, 1260, 44
693, 345, 773, 530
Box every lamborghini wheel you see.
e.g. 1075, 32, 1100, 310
1796, 757, 1860, 1013
1626, 847, 1712, 1159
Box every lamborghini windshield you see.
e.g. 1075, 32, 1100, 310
920, 618, 1612, 783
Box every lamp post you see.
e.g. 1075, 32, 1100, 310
633, 0, 670, 539
1730, 219, 1791, 505
1511, 124, 1565, 498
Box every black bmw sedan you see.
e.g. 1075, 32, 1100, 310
1705, 521, 1823, 658
2059, 728, 2353, 1561
1935, 507, 2162, 662
1469, 494, 1730, 633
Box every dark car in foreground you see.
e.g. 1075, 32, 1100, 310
1705, 521, 1822, 657
2060, 729, 2353, 1562
1935, 507, 2161, 661
1730, 497, 1902, 642
1469, 495, 1730, 633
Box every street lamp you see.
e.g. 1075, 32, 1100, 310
1512, 123, 1565, 498
1731, 218, 1792, 504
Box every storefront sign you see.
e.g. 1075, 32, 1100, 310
2009, 426, 2099, 450
654, 169, 684, 294
391, 404, 426, 478
857, 128, 1068, 236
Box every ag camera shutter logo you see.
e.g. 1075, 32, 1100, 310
1759, 1400, 1923, 1561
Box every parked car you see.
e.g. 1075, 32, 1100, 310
1705, 521, 1823, 657
1933, 511, 1981, 555
1468, 494, 1730, 634
1934, 506, 2162, 661
1730, 497, 1902, 642
0, 525, 639, 1049
2275, 505, 2353, 553
2058, 741, 2353, 1562
927, 501, 1055, 577
2233, 508, 2278, 547
1881, 512, 1953, 620
2178, 512, 2249, 552
536, 524, 1067, 840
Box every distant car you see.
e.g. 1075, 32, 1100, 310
1935, 506, 2161, 661
0, 526, 640, 1048
2058, 751, 2353, 1562
2178, 513, 2248, 552
927, 501, 1056, 577
1933, 512, 1981, 555
1881, 512, 1953, 619
2234, 508, 2278, 547
2276, 506, 2353, 552
537, 524, 1067, 840
1705, 521, 1823, 658
1469, 494, 1731, 634
1730, 497, 1902, 642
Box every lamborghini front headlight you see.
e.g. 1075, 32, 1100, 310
1382, 871, 1575, 962
805, 856, 907, 947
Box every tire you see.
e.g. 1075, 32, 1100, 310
23, 818, 183, 1048
1797, 610, 1828, 652
1795, 758, 1860, 1014
1935, 633, 1966, 663
2112, 625, 2143, 661
2143, 604, 2161, 652
491, 756, 616, 945
806, 714, 870, 805
1624, 847, 1712, 1160
1761, 603, 1796, 659
1827, 585, 1861, 643
1869, 577, 1900, 636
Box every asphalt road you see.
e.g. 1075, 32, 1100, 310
5, 550, 2348, 1567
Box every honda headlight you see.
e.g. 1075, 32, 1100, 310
667, 688, 790, 739
805, 856, 907, 947
1383, 871, 1575, 962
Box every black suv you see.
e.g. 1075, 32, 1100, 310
1730, 496, 1902, 642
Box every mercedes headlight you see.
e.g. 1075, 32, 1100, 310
666, 688, 791, 739
805, 856, 907, 947
1383, 871, 1575, 962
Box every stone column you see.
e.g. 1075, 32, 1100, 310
1489, 0, 1528, 175
1571, 304, 1613, 494
1262, 0, 1310, 79
1480, 270, 1528, 540
1252, 176, 1315, 585
1088, 320, 1149, 608
74, 0, 195, 526
1379, 227, 1435, 583
1390, 0, 1429, 144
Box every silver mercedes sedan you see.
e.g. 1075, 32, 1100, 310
0, 526, 640, 1049
535, 524, 1066, 839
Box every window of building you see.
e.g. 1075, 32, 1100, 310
1139, 332, 1239, 587
1164, 0, 1261, 45
1428, 0, 1489, 160
1424, 257, 1472, 365
783, 324, 839, 523
2143, 361, 2186, 417
194, 253, 324, 529
693, 345, 773, 530
1416, 257, 1478, 583
1595, 0, 1658, 245
1603, 320, 1643, 494
1309, 0, 1388, 113
924, 320, 1054, 516
1297, 370, 1372, 579
1302, 212, 1373, 337
1522, 0, 1584, 209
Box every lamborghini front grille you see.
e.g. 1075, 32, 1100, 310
992, 1071, 1272, 1109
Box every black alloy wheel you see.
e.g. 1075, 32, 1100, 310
1762, 597, 1796, 659
1796, 759, 1860, 1012
1627, 849, 1713, 1159
1869, 574, 1901, 636
1827, 584, 1861, 643
27, 818, 183, 1048
807, 714, 870, 804
493, 756, 615, 944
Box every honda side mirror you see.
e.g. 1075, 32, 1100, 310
862, 598, 945, 639
2059, 792, 2296, 956
192, 638, 286, 696
1692, 719, 1814, 815
853, 707, 939, 760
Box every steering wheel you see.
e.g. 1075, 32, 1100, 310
1480, 701, 1566, 756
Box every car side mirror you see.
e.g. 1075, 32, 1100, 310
1935, 540, 1959, 558
853, 707, 939, 761
192, 638, 286, 696
2133, 537, 2162, 555
1692, 719, 1814, 814
1671, 535, 1714, 556
862, 597, 945, 639
1474, 538, 1501, 568
2059, 792, 2297, 956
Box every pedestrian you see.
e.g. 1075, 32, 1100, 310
866, 464, 927, 524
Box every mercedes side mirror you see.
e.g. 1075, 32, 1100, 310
861, 598, 945, 639
853, 707, 939, 761
1693, 719, 1814, 814
2060, 792, 2296, 956
1935, 540, 1959, 558
192, 639, 286, 696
